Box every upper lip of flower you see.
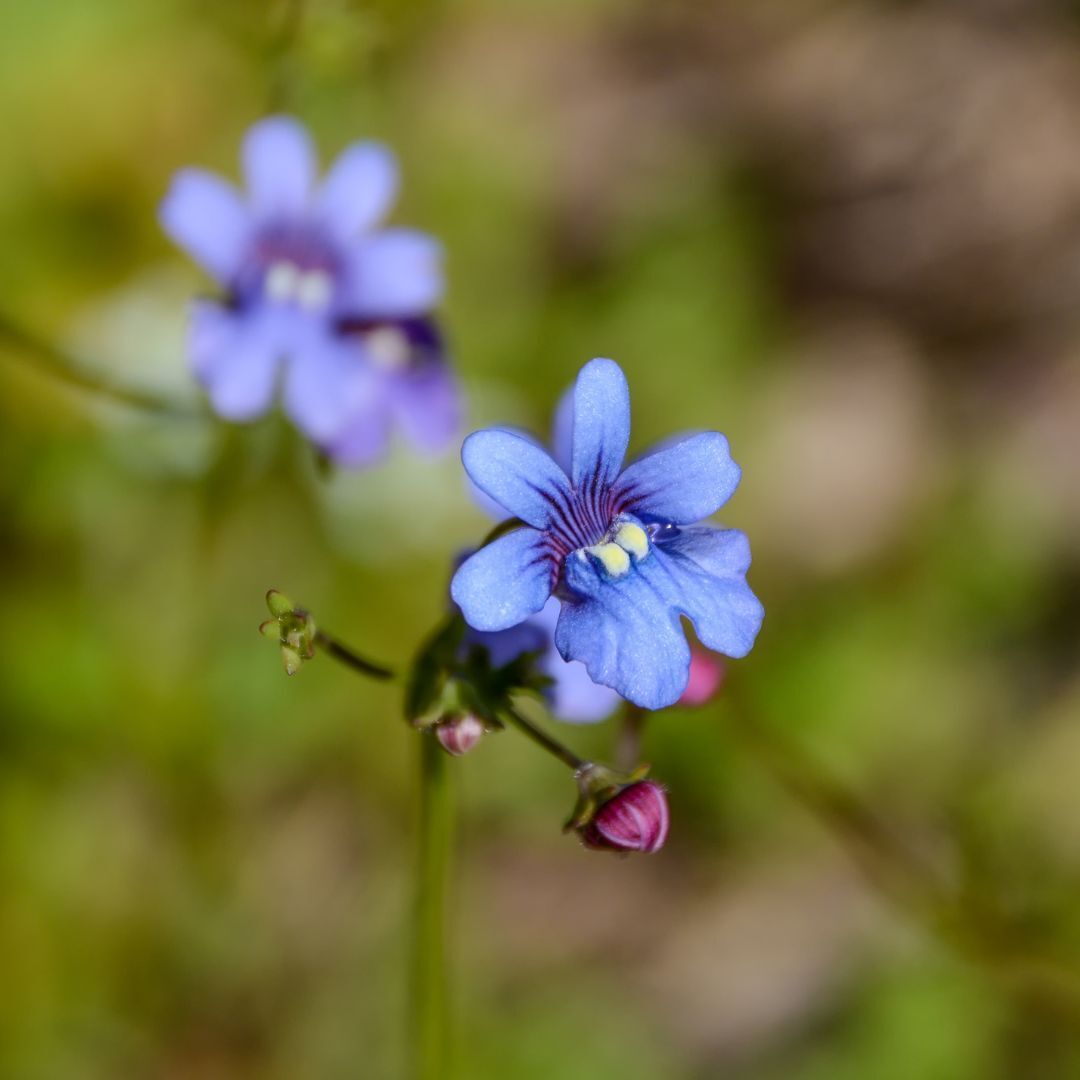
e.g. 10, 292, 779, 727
450, 357, 764, 710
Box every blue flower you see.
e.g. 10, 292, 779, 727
160, 116, 457, 463
465, 596, 622, 724
451, 358, 764, 710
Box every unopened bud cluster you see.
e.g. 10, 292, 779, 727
259, 590, 316, 675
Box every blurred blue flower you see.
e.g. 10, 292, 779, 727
160, 116, 457, 463
465, 596, 621, 724
451, 358, 764, 710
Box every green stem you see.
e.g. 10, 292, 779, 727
615, 704, 646, 772
313, 629, 395, 681
503, 705, 585, 771
0, 311, 200, 417
413, 734, 453, 1080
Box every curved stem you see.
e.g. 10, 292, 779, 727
0, 311, 200, 417
313, 629, 395, 681
413, 734, 453, 1080
503, 705, 585, 771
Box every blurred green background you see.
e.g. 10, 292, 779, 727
2, 0, 1080, 1077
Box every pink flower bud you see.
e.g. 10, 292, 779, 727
582, 780, 669, 854
678, 650, 726, 707
435, 714, 485, 756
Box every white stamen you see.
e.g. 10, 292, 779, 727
296, 270, 333, 312
265, 260, 299, 302
366, 327, 411, 371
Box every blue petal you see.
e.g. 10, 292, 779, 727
555, 551, 691, 710
617, 432, 741, 525
545, 654, 623, 724
390, 361, 461, 456
464, 620, 548, 670
451, 528, 555, 632
344, 229, 444, 318
528, 597, 621, 724
318, 140, 398, 239
189, 302, 281, 421
282, 330, 368, 443
242, 116, 316, 216
569, 358, 630, 489
324, 382, 393, 468
651, 527, 764, 658
159, 169, 251, 283
461, 429, 572, 529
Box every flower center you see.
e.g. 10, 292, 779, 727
263, 260, 334, 312
576, 520, 650, 580
235, 222, 343, 315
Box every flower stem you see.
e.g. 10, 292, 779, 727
0, 310, 200, 417
413, 733, 453, 1080
615, 704, 647, 771
313, 629, 395, 681
503, 705, 585, 771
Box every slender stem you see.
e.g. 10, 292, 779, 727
413, 734, 453, 1080
314, 629, 395, 681
267, 0, 305, 111
503, 705, 585, 771
615, 704, 646, 772
0, 311, 200, 417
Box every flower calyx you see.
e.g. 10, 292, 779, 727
259, 589, 316, 676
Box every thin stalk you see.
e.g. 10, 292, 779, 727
314, 629, 395, 681
0, 312, 200, 417
267, 0, 305, 111
503, 705, 585, 771
413, 733, 453, 1080
615, 704, 646, 772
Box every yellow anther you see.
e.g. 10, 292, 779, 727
588, 541, 631, 578
296, 270, 333, 312
614, 522, 649, 561
265, 260, 299, 302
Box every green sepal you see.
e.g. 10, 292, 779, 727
266, 589, 295, 618
563, 762, 651, 833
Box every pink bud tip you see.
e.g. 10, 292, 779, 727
678, 650, 726, 707
582, 780, 669, 854
435, 714, 485, 756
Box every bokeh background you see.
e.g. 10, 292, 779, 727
3, 0, 1080, 1077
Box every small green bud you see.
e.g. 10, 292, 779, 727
266, 589, 295, 618
262, 590, 317, 675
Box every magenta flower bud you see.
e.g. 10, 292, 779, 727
677, 649, 726, 707
435, 714, 485, 756
581, 780, 669, 854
